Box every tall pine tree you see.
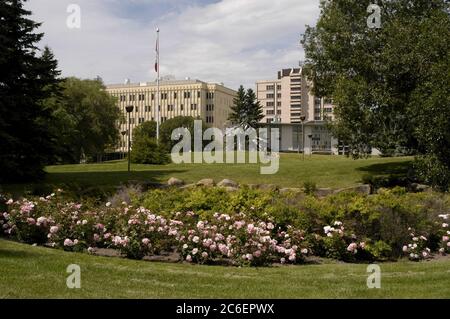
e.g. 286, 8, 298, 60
228, 86, 264, 130
0, 0, 60, 182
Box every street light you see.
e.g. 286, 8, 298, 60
308, 134, 313, 158
125, 105, 134, 172
300, 115, 306, 161
121, 130, 127, 160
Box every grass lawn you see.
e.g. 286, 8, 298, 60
1, 239, 449, 298
1, 154, 412, 195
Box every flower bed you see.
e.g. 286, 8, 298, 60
0, 188, 449, 266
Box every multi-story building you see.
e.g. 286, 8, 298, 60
256, 68, 338, 154
106, 79, 236, 152
256, 68, 335, 124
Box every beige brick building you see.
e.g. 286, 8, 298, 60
106, 79, 236, 152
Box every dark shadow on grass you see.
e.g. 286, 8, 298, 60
2, 169, 188, 198
0, 242, 41, 259
356, 160, 413, 175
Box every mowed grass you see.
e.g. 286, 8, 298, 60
4, 154, 411, 194
0, 239, 449, 298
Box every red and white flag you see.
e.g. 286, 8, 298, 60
155, 28, 159, 73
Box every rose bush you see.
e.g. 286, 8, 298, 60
1, 187, 449, 266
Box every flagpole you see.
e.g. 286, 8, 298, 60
156, 27, 160, 143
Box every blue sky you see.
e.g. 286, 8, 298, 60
26, 0, 320, 89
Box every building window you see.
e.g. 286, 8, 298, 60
277, 93, 281, 98
206, 116, 214, 124
315, 116, 321, 121
266, 118, 272, 123
324, 108, 333, 113
266, 94, 274, 99
197, 91, 201, 98
151, 93, 155, 100
266, 85, 274, 91
138, 117, 145, 124
266, 102, 274, 107
206, 92, 214, 99
315, 108, 321, 113
291, 87, 301, 91
138, 94, 145, 101
291, 104, 301, 108
161, 117, 167, 123
120, 95, 126, 102
277, 110, 281, 115
129, 94, 135, 101
290, 78, 302, 83
184, 91, 191, 99
191, 104, 197, 110
161, 93, 167, 100
168, 105, 174, 111
180, 104, 184, 111
277, 85, 281, 90
291, 112, 301, 117
277, 102, 281, 107
206, 104, 215, 111
129, 118, 135, 124
145, 105, 150, 112
291, 95, 301, 100
266, 110, 275, 115
135, 106, 139, 112
174, 92, 177, 99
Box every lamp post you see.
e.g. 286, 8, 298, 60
121, 130, 127, 160
125, 105, 134, 172
300, 115, 306, 161
308, 134, 313, 158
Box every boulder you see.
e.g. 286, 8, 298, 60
196, 178, 215, 187
246, 184, 260, 190
167, 177, 184, 187
180, 183, 196, 190
224, 186, 239, 192
217, 179, 239, 188
334, 184, 371, 195
257, 184, 279, 191
411, 183, 432, 193
314, 188, 333, 197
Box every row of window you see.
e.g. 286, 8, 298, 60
265, 85, 282, 91
266, 110, 281, 115
126, 104, 198, 113
266, 102, 281, 107
125, 117, 169, 125
205, 116, 214, 123
266, 93, 282, 99
118, 91, 214, 102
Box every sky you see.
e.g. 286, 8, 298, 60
25, 0, 321, 90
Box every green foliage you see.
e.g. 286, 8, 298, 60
49, 77, 121, 163
160, 116, 204, 152
130, 135, 169, 165
302, 0, 450, 190
303, 181, 317, 195
0, 2, 61, 182
228, 85, 264, 129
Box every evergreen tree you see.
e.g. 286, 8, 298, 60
0, 0, 60, 182
228, 85, 247, 127
244, 88, 264, 129
228, 86, 264, 130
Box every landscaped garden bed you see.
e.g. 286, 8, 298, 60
1, 186, 449, 266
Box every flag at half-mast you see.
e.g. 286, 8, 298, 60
155, 28, 159, 73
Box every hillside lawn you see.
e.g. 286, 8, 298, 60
0, 239, 449, 298
1, 154, 412, 195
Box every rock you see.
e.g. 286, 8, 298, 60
246, 184, 260, 190
217, 179, 239, 188
257, 184, 279, 191
314, 188, 333, 197
279, 188, 303, 194
167, 177, 184, 187
224, 186, 239, 192
180, 183, 196, 190
411, 183, 432, 193
334, 184, 371, 195
196, 178, 215, 187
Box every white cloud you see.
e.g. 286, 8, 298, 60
25, 0, 320, 89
